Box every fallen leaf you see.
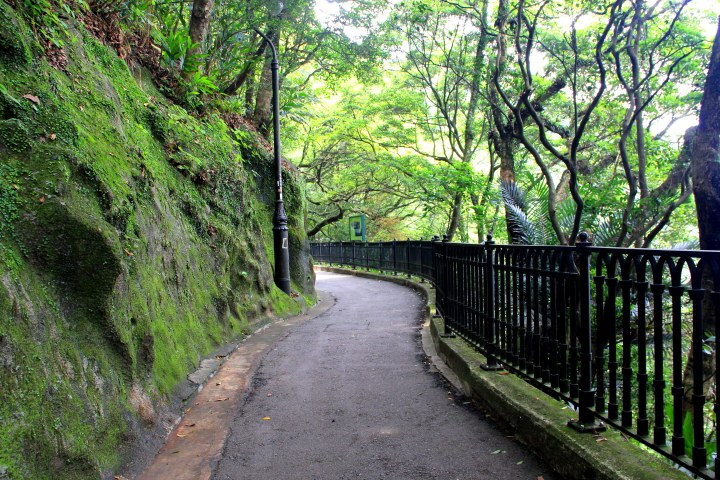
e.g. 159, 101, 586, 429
263, 417, 271, 420
596, 437, 608, 442
172, 450, 179, 454
538, 477, 544, 480
108, 152, 114, 156
177, 434, 187, 437
39, 196, 45, 203
491, 449, 501, 454
184, 423, 196, 427
216, 397, 229, 401
186, 408, 191, 412
517, 461, 523, 465
49, 133, 56, 140
417, 393, 424, 396
79, 105, 84, 111
497, 372, 510, 375
267, 394, 273, 396
12, 185, 19, 190
123, 249, 134, 256
216, 382, 222, 385
22, 94, 40, 104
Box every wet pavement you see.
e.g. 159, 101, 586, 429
209, 271, 561, 480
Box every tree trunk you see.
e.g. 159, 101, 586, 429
489, 0, 517, 242
252, 27, 281, 135
244, 72, 256, 114
307, 206, 344, 238
183, 0, 215, 79
684, 17, 720, 419
252, 62, 273, 135
222, 31, 270, 96
446, 192, 463, 241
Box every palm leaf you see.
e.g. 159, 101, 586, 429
500, 179, 533, 244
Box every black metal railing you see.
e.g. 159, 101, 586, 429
311, 239, 436, 281
311, 235, 720, 479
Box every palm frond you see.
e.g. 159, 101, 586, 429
556, 199, 576, 239
504, 201, 533, 245
590, 213, 621, 247
501, 179, 533, 244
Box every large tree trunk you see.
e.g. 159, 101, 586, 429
489, 0, 517, 243
183, 0, 215, 79
691, 21, 720, 250
684, 18, 720, 419
489, 0, 514, 182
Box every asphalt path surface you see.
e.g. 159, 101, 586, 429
211, 271, 560, 480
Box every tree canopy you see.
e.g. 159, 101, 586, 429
54, 0, 720, 246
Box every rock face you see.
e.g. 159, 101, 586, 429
0, 3, 314, 478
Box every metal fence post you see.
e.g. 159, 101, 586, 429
407, 238, 411, 278
352, 241, 356, 269
689, 286, 707, 468
480, 234, 502, 370
393, 239, 397, 275
365, 240, 370, 271
568, 232, 605, 433
440, 234, 456, 338
419, 237, 425, 282
431, 235, 441, 318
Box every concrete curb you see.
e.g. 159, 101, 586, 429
133, 290, 335, 480
316, 265, 688, 480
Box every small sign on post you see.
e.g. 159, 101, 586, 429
349, 215, 366, 241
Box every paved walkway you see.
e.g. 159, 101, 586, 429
209, 272, 559, 480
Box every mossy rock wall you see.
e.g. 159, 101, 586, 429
0, 3, 314, 478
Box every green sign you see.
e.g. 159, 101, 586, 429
349, 215, 365, 241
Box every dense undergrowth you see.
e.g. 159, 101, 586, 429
0, 1, 314, 478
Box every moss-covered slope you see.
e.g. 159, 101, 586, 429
0, 3, 314, 478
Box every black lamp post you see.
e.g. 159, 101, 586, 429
254, 28, 291, 295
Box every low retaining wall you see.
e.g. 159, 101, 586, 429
315, 265, 688, 480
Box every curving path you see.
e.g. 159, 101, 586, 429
210, 271, 560, 480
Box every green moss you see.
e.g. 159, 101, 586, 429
0, 2, 31, 67
0, 119, 32, 151
0, 3, 315, 478
144, 104, 169, 144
